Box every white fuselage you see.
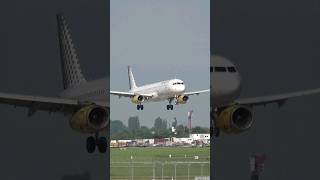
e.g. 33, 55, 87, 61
211, 55, 242, 107
59, 77, 109, 105
130, 78, 186, 102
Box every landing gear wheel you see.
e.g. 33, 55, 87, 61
166, 105, 173, 110
166, 105, 169, 110
86, 136, 96, 153
137, 105, 144, 110
97, 137, 107, 153
170, 105, 173, 110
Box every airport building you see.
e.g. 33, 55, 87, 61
110, 133, 210, 147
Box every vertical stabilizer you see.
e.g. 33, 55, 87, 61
128, 66, 137, 90
57, 13, 87, 89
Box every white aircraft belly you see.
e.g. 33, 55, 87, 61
140, 87, 176, 103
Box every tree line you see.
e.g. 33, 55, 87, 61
110, 116, 210, 140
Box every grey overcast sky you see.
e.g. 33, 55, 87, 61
213, 0, 320, 179
0, 0, 108, 180
110, 0, 210, 128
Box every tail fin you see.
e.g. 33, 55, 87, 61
128, 66, 137, 90
57, 13, 87, 89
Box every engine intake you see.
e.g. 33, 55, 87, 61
216, 105, 253, 134
176, 95, 189, 104
131, 95, 144, 104
70, 105, 109, 133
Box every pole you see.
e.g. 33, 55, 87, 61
131, 160, 134, 180
153, 162, 155, 180
162, 163, 164, 180
174, 163, 177, 180
201, 164, 204, 176
187, 164, 190, 180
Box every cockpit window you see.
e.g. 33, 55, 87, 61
214, 66, 227, 72
173, 82, 184, 85
227, 66, 236, 72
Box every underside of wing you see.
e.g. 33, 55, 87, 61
184, 89, 210, 96
0, 92, 103, 116
235, 88, 320, 107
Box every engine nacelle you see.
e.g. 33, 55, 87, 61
131, 95, 144, 104
176, 95, 189, 104
216, 105, 253, 134
70, 105, 109, 133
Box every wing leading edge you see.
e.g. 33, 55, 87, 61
184, 89, 210, 96
235, 88, 320, 107
110, 91, 153, 98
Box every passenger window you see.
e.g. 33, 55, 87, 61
214, 67, 226, 72
227, 67, 236, 72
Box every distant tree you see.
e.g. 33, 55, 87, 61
191, 126, 210, 134
111, 130, 133, 140
128, 116, 140, 131
135, 126, 153, 139
172, 117, 178, 128
175, 124, 189, 138
110, 120, 127, 135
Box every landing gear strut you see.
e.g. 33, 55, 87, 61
166, 98, 174, 110
137, 104, 144, 110
86, 133, 107, 153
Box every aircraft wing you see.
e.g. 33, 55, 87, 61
0, 92, 103, 116
235, 88, 320, 107
184, 89, 210, 96
110, 91, 153, 98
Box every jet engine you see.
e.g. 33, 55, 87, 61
131, 95, 144, 104
216, 105, 253, 134
176, 95, 189, 104
70, 105, 109, 133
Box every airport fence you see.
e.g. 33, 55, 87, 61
110, 161, 210, 180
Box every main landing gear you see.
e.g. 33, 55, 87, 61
166, 104, 173, 110
166, 98, 174, 110
137, 104, 144, 110
86, 133, 107, 153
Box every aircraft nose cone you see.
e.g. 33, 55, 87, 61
212, 74, 241, 106
182, 85, 186, 92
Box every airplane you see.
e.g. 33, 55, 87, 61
110, 67, 209, 110
0, 14, 109, 153
211, 55, 320, 137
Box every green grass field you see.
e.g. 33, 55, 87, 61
110, 147, 210, 180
